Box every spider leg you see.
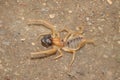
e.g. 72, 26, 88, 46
27, 19, 56, 36
54, 49, 63, 60
59, 27, 72, 33
58, 27, 72, 41
31, 48, 57, 58
74, 39, 94, 51
70, 27, 84, 37
67, 52, 77, 72
85, 39, 94, 44
61, 47, 76, 70
37, 33, 51, 41
69, 51, 76, 68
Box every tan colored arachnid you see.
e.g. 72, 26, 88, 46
28, 19, 94, 69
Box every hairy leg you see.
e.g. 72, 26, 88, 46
36, 33, 51, 41
59, 27, 73, 42
54, 49, 63, 59
27, 19, 56, 36
68, 51, 76, 71
31, 48, 57, 58
74, 39, 94, 51
62, 47, 76, 67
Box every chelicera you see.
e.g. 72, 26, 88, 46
41, 34, 52, 48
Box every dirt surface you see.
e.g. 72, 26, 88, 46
0, 0, 120, 80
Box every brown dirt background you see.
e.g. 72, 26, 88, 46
0, 0, 120, 80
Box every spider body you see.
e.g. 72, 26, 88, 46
52, 38, 64, 47
28, 19, 94, 70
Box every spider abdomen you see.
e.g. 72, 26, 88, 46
65, 36, 83, 49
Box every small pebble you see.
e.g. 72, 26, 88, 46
76, 27, 80, 30
21, 17, 24, 20
90, 29, 93, 32
86, 17, 90, 21
17, 0, 20, 3
117, 41, 120, 44
87, 22, 92, 25
54, 25, 57, 28
118, 77, 120, 79
49, 14, 55, 18
68, 10, 72, 13
98, 27, 103, 33
21, 38, 25, 41
42, 3, 46, 6
107, 0, 112, 5
90, 27, 95, 32
32, 42, 35, 46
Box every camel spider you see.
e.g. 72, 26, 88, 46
28, 19, 94, 69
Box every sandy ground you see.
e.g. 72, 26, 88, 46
0, 0, 120, 80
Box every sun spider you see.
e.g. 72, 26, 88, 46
28, 19, 94, 70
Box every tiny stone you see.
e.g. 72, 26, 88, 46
49, 14, 55, 18
32, 42, 35, 46
21, 38, 25, 41
118, 77, 120, 79
117, 41, 120, 44
86, 17, 90, 21
107, 0, 112, 5
21, 17, 24, 20
98, 27, 103, 33
87, 22, 92, 25
68, 10, 72, 13
90, 29, 94, 32
90, 27, 95, 32
76, 27, 79, 30
54, 26, 57, 28
43, 3, 46, 6
17, 0, 20, 3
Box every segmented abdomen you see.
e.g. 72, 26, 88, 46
65, 36, 83, 49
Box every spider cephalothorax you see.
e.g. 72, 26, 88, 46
41, 34, 52, 48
